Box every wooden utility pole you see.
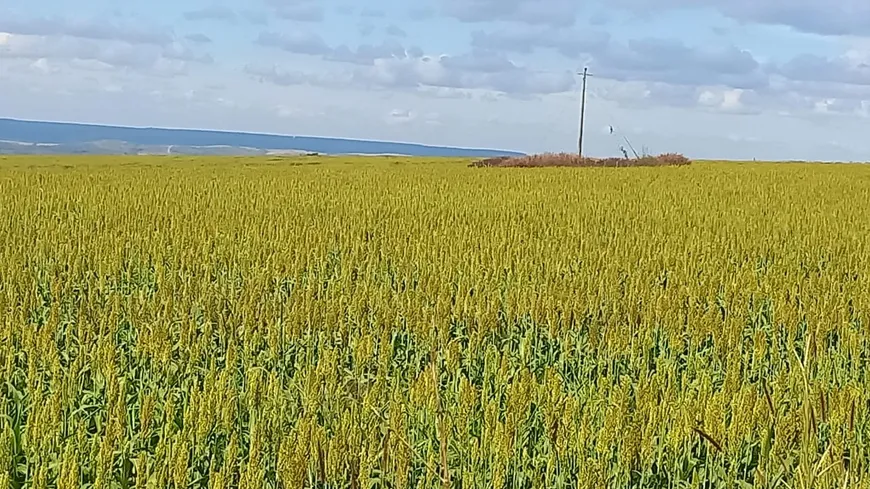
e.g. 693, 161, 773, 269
578, 67, 591, 157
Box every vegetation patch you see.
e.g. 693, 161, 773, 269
471, 152, 691, 167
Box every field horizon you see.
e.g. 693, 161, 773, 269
4, 153, 868, 167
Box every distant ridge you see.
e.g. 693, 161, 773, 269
0, 118, 525, 157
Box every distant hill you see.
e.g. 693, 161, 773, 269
0, 118, 525, 157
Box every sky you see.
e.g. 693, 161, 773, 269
2, 0, 870, 160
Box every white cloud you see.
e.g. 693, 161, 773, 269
698, 88, 749, 112
386, 108, 415, 124
266, 0, 325, 22
0, 15, 174, 46
243, 63, 351, 87
0, 12, 212, 81
185, 33, 212, 44
440, 0, 579, 26
0, 33, 210, 76
608, 0, 870, 37
183, 6, 238, 22
27, 58, 58, 74
254, 31, 576, 96
346, 54, 576, 96
439, 0, 870, 36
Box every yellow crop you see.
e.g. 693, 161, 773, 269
1, 154, 869, 488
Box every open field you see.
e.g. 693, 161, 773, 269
2, 155, 870, 488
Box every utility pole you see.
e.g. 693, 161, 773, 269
578, 67, 591, 158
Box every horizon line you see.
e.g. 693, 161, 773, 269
0, 117, 526, 155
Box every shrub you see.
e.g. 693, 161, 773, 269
471, 152, 691, 168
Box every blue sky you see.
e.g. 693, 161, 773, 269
2, 0, 870, 160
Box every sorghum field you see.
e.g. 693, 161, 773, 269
1, 155, 870, 489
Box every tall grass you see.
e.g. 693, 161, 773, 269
1, 155, 869, 488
